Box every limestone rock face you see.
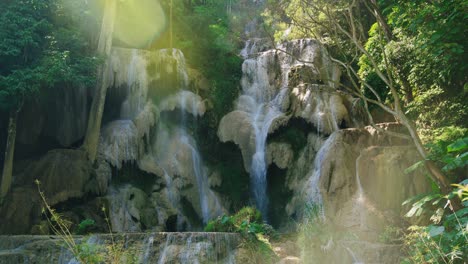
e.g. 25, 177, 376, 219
98, 103, 158, 170
107, 185, 158, 232
240, 38, 273, 59
187, 67, 210, 92
47, 85, 90, 147
0, 187, 39, 234
218, 39, 366, 177
0, 149, 94, 234
137, 155, 165, 177
286, 124, 416, 218
357, 146, 429, 213
133, 102, 159, 139
16, 101, 44, 145
107, 48, 188, 106
16, 85, 90, 147
218, 110, 255, 171
91, 155, 112, 195
21, 149, 93, 205
158, 90, 206, 117
99, 120, 140, 169
290, 124, 431, 263
288, 84, 351, 134
266, 142, 294, 169
102, 46, 225, 228
285, 133, 325, 216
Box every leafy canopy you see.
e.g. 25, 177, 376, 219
0, 0, 99, 111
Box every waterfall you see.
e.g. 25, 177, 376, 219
140, 235, 155, 263
180, 133, 223, 224
0, 233, 239, 264
153, 89, 222, 225
302, 133, 336, 217
159, 50, 222, 225
120, 49, 148, 120
236, 39, 328, 217
238, 46, 285, 217
157, 233, 239, 264
100, 47, 223, 229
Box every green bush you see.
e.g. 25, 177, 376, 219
204, 215, 236, 233
77, 218, 95, 235
406, 135, 468, 183
205, 207, 278, 262
402, 182, 468, 264
204, 206, 268, 235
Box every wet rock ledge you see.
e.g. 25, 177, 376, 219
0, 232, 240, 264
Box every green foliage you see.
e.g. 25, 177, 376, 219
356, 0, 468, 142
426, 126, 468, 144
205, 207, 278, 262
425, 136, 468, 177
205, 215, 236, 233
378, 226, 403, 244
406, 86, 468, 135
77, 218, 95, 235
0, 0, 98, 112
388, 0, 467, 87
357, 23, 390, 105
205, 206, 266, 234
75, 242, 103, 264
158, 0, 243, 120
402, 182, 468, 264
373, 1, 467, 137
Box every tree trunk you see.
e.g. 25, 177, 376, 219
364, 0, 449, 191
398, 113, 451, 193
368, 0, 393, 41
0, 111, 18, 201
82, 0, 116, 163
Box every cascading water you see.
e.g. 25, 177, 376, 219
158, 50, 222, 225
157, 233, 239, 264
0, 233, 240, 264
303, 134, 336, 217
98, 47, 224, 229
180, 133, 223, 224
235, 39, 336, 217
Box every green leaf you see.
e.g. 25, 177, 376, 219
221, 215, 231, 225
405, 194, 442, 217
427, 225, 445, 237
446, 208, 468, 222
442, 152, 468, 171
447, 138, 468, 153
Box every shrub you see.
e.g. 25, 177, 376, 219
204, 206, 270, 236
402, 181, 468, 264
77, 218, 95, 235
204, 207, 278, 263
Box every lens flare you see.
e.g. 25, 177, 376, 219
110, 0, 167, 48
